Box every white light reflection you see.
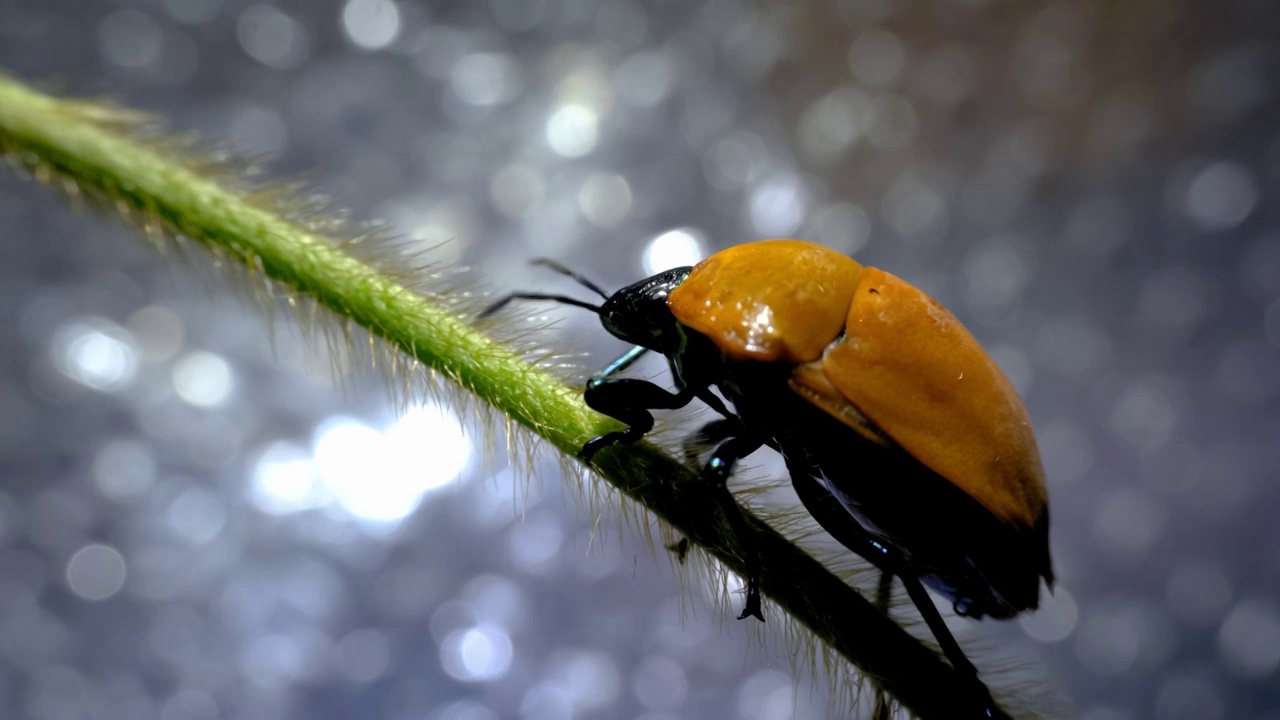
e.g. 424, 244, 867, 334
166, 0, 223, 25
643, 229, 705, 275
173, 351, 234, 407
1217, 598, 1280, 678
737, 669, 795, 720
66, 544, 128, 601
313, 420, 406, 522
126, 305, 185, 362
312, 406, 470, 526
99, 10, 164, 70
797, 87, 870, 164
251, 441, 324, 515
848, 29, 908, 88
633, 655, 687, 711
1019, 587, 1079, 643
509, 514, 564, 573
440, 624, 513, 682
546, 104, 599, 158
578, 173, 633, 227
162, 689, 218, 720
749, 173, 808, 237
249, 406, 469, 525
242, 634, 305, 689
812, 202, 871, 256
438, 699, 499, 720
548, 649, 621, 713
93, 439, 157, 502
1185, 161, 1256, 231
616, 50, 676, 107
490, 163, 546, 218
342, 0, 400, 50
52, 319, 138, 391
451, 52, 521, 106
166, 487, 227, 545
237, 5, 310, 70
521, 683, 573, 720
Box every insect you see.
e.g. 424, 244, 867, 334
484, 239, 1052, 714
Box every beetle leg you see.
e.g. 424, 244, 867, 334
681, 418, 739, 465
785, 457, 893, 574
898, 573, 980, 678
876, 569, 894, 609
579, 378, 696, 461
694, 388, 737, 421
784, 456, 995, 714
899, 573, 1000, 714
596, 345, 650, 379
697, 433, 767, 622
871, 572, 894, 720
683, 417, 782, 465
660, 419, 746, 569
665, 537, 690, 563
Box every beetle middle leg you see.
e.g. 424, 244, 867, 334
697, 430, 768, 621
672, 418, 778, 621
681, 417, 740, 465
664, 420, 738, 562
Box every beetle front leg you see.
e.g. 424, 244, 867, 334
579, 377, 695, 461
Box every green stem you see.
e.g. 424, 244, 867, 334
0, 73, 1013, 719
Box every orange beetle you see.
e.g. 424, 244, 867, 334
486, 239, 1052, 713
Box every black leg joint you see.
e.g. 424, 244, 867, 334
578, 377, 695, 462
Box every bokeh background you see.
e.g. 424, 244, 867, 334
2, 0, 1279, 718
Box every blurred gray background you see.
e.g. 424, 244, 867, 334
2, 0, 1279, 718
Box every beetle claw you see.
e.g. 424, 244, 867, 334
576, 442, 602, 463
577, 432, 622, 462
737, 581, 764, 622
666, 537, 690, 563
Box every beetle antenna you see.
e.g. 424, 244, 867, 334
530, 259, 611, 300
480, 293, 602, 318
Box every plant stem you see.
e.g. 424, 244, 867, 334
0, 73, 1013, 719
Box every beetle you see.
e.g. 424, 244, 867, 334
484, 239, 1052, 714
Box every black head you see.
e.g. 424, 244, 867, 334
480, 263, 693, 355
598, 267, 693, 352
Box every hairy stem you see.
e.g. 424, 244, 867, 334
0, 73, 1012, 719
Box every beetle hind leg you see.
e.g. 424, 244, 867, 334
784, 457, 997, 716
681, 418, 739, 464
662, 420, 745, 569
871, 571, 895, 720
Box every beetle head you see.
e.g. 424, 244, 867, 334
598, 267, 693, 353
